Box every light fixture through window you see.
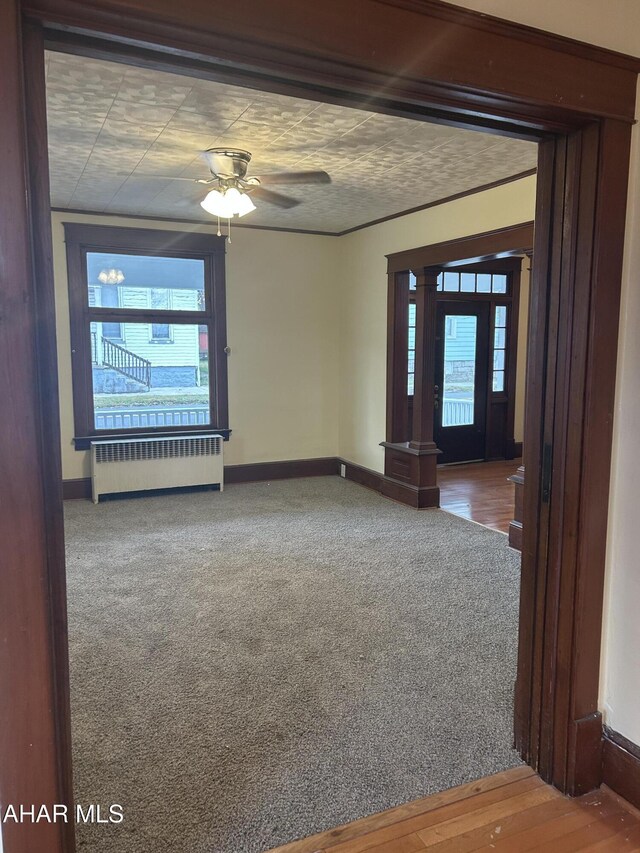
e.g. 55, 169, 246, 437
98, 268, 125, 285
200, 187, 256, 218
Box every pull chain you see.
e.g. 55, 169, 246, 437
227, 217, 232, 243
216, 216, 221, 237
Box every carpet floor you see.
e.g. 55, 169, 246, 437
64, 476, 522, 853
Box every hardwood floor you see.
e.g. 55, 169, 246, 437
267, 767, 640, 853
438, 459, 522, 534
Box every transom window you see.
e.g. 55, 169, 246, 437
65, 224, 228, 447
436, 270, 508, 294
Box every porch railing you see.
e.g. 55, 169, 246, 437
94, 406, 209, 431
442, 398, 474, 427
99, 336, 152, 389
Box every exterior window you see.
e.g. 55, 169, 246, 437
436, 270, 511, 294
493, 305, 508, 392
150, 288, 172, 341
408, 301, 416, 395
65, 224, 228, 445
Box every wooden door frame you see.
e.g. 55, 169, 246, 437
402, 254, 525, 460
2, 2, 636, 851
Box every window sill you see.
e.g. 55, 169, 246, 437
73, 428, 231, 450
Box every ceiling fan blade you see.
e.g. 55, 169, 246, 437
250, 186, 300, 209
256, 170, 331, 186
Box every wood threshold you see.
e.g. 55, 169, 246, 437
265, 768, 640, 853
267, 767, 535, 853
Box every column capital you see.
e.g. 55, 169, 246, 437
411, 266, 441, 287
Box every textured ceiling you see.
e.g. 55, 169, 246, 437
45, 51, 537, 233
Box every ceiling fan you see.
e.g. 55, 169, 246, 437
140, 148, 331, 218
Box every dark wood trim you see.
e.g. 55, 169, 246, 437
0, 7, 73, 853
63, 223, 227, 254
24, 24, 76, 852
339, 459, 384, 493
380, 475, 440, 509
339, 169, 537, 235
63, 222, 229, 444
52, 172, 537, 239
506, 440, 523, 459
224, 457, 339, 484
514, 121, 633, 796
376, 0, 640, 74
340, 458, 439, 510
409, 269, 440, 451
503, 264, 521, 461
602, 727, 640, 811
386, 270, 410, 443
29, 0, 639, 131
387, 222, 534, 274
63, 458, 341, 498
73, 428, 231, 451
380, 442, 441, 508
508, 522, 523, 551
62, 478, 92, 500
52, 208, 341, 237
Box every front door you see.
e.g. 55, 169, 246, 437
435, 300, 490, 463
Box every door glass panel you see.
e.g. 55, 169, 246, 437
495, 305, 507, 326
408, 302, 416, 395
442, 314, 477, 427
493, 305, 508, 393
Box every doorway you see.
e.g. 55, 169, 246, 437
406, 257, 523, 465
3, 4, 635, 852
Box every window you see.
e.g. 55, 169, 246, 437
436, 270, 509, 294
493, 305, 508, 392
150, 288, 172, 341
65, 224, 228, 446
408, 301, 416, 395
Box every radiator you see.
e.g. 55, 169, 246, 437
90, 434, 224, 503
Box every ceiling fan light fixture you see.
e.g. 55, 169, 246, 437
200, 186, 256, 218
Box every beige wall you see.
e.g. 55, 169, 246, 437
52, 212, 340, 479
601, 84, 640, 745
454, 0, 640, 765
337, 175, 537, 471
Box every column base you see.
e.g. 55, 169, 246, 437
508, 465, 525, 551
380, 441, 441, 509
